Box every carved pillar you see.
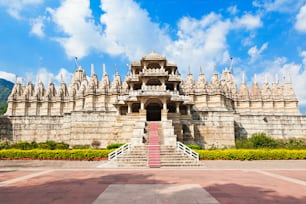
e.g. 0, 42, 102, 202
187, 105, 191, 115
128, 103, 131, 113
141, 100, 144, 110
176, 103, 180, 113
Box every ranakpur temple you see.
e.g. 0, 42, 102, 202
1, 52, 306, 148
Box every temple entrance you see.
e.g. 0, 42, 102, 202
146, 103, 162, 121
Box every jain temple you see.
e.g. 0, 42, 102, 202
1, 52, 306, 149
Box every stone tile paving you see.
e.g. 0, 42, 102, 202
0, 160, 305, 204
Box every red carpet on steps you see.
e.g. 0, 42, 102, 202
148, 122, 161, 168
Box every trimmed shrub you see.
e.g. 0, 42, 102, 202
186, 144, 202, 150
0, 149, 112, 160
37, 143, 49, 149
55, 142, 69, 150
195, 149, 306, 160
44, 141, 57, 150
91, 140, 101, 149
249, 133, 277, 148
236, 133, 306, 150
72, 145, 90, 149
12, 141, 33, 150
106, 143, 124, 149
0, 139, 12, 150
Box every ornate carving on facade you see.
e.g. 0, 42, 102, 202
238, 82, 249, 100
195, 68, 208, 94
182, 73, 195, 94
209, 72, 221, 94
261, 82, 271, 100
4, 52, 303, 148
250, 79, 262, 100
6, 53, 301, 116
46, 83, 57, 99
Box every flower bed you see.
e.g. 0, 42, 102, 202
0, 149, 112, 161
195, 149, 306, 160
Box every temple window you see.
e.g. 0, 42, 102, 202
180, 105, 187, 115
182, 124, 190, 134
120, 106, 128, 115
191, 109, 201, 121
146, 79, 161, 86
147, 63, 161, 69
133, 83, 141, 90
167, 102, 176, 113
166, 83, 174, 91
132, 103, 140, 113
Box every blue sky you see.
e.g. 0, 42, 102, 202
1, 0, 306, 113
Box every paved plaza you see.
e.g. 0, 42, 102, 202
0, 160, 305, 204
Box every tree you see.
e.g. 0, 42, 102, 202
0, 103, 8, 115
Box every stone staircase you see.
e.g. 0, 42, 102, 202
114, 145, 147, 167
107, 121, 201, 168
160, 146, 201, 167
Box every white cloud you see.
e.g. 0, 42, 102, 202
47, 0, 262, 78
36, 68, 53, 85
227, 5, 239, 15
164, 13, 231, 76
300, 50, 306, 65
30, 16, 45, 37
234, 14, 262, 30
48, 0, 170, 60
55, 68, 73, 84
253, 0, 304, 13
0, 71, 16, 82
295, 4, 306, 33
165, 12, 262, 77
256, 57, 306, 105
100, 0, 171, 60
47, 0, 106, 59
0, 0, 43, 19
31, 68, 73, 87
248, 42, 268, 63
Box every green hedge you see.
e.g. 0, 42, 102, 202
195, 149, 306, 160
1, 149, 305, 161
0, 149, 113, 160
186, 144, 202, 150
236, 133, 306, 149
106, 143, 124, 149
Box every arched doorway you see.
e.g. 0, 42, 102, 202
146, 103, 162, 121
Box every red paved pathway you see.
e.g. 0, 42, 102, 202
148, 122, 161, 168
0, 167, 305, 204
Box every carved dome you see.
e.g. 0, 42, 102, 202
142, 52, 166, 61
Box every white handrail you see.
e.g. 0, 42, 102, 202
108, 143, 131, 160
176, 142, 199, 161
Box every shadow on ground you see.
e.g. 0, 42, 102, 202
0, 171, 305, 204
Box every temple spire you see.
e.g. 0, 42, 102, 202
242, 72, 245, 83
48, 74, 52, 84
102, 64, 107, 76
60, 73, 64, 83
75, 57, 80, 69
213, 63, 217, 73
91, 64, 95, 76
229, 57, 234, 74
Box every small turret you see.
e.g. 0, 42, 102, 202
249, 74, 261, 100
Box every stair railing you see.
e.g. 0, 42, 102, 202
176, 141, 199, 161
108, 143, 131, 160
